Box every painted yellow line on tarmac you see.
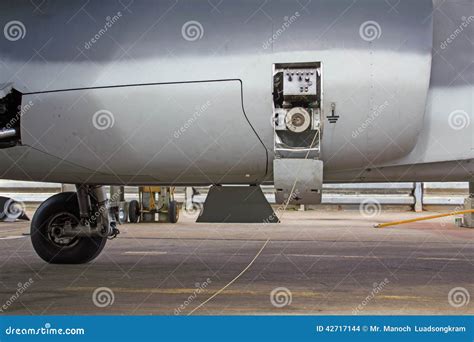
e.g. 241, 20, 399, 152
66, 287, 287, 297
65, 287, 427, 301
288, 254, 378, 259
16, 306, 354, 314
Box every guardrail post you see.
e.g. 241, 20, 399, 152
413, 182, 423, 212
185, 187, 194, 211
463, 182, 474, 228
61, 184, 76, 192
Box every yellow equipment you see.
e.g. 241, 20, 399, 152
375, 209, 474, 228
128, 186, 179, 223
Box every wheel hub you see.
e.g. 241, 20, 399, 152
48, 212, 79, 247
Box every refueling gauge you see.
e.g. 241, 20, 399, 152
285, 107, 311, 133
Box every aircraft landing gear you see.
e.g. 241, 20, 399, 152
30, 186, 119, 264
127, 186, 179, 223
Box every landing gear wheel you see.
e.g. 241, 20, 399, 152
128, 200, 140, 223
168, 200, 179, 223
30, 192, 107, 264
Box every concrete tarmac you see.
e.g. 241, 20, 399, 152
0, 210, 472, 315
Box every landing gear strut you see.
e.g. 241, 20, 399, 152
30, 186, 119, 264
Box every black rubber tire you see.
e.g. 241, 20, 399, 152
168, 200, 179, 223
30, 192, 107, 264
128, 200, 140, 223
118, 208, 127, 224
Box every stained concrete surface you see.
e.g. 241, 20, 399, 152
0, 210, 472, 315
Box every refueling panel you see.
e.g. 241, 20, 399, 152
272, 62, 323, 205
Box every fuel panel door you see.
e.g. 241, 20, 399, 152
21, 80, 267, 184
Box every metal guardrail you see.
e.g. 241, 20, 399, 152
0, 180, 469, 208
